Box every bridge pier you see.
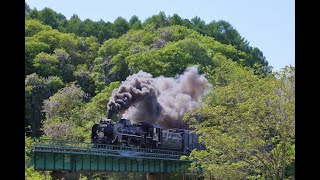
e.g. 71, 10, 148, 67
146, 173, 170, 180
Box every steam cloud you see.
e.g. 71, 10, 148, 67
107, 66, 209, 129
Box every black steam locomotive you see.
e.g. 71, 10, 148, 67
91, 118, 205, 152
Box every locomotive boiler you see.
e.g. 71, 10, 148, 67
91, 118, 205, 152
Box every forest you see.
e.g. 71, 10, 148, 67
25, 2, 294, 179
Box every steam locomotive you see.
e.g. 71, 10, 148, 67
91, 118, 205, 152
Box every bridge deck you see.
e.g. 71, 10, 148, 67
31, 139, 197, 173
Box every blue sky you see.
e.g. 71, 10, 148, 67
26, 0, 295, 72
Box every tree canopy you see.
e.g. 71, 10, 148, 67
26, 8, 269, 72
184, 62, 294, 179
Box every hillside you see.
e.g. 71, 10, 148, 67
25, 2, 294, 179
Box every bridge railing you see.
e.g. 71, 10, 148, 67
31, 138, 190, 161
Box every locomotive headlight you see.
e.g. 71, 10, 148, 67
98, 132, 104, 138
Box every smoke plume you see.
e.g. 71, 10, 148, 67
107, 66, 209, 129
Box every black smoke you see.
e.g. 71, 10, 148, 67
107, 66, 209, 129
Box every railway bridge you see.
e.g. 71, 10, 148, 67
30, 139, 201, 179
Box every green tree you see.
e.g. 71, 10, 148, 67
185, 61, 295, 179
127, 37, 213, 77
112, 17, 130, 38
77, 36, 100, 67
66, 14, 83, 34
54, 48, 76, 82
168, 14, 183, 26
42, 84, 88, 141
190, 16, 207, 35
31, 29, 62, 52
82, 82, 120, 122
28, 8, 39, 19
37, 8, 60, 29
204, 20, 269, 74
74, 64, 96, 96
25, 74, 64, 137
25, 19, 52, 37
25, 40, 51, 75
129, 15, 142, 30
144, 11, 169, 29
96, 20, 114, 43
33, 52, 59, 76
205, 20, 245, 49
96, 25, 249, 82
65, 16, 114, 43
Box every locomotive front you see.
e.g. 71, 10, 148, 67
91, 118, 114, 144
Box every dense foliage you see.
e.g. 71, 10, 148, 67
25, 2, 294, 179
25, 136, 52, 180
25, 6, 269, 73
184, 61, 294, 179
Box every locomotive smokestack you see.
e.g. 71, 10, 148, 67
107, 66, 210, 129
107, 108, 116, 119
